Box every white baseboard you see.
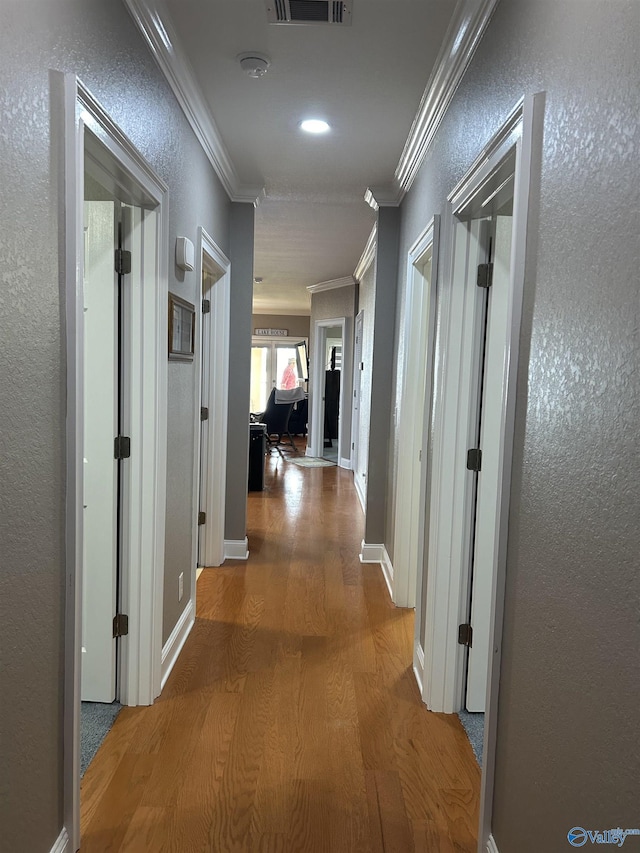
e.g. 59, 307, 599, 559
224, 538, 249, 560
413, 642, 425, 695
339, 456, 352, 470
487, 835, 499, 853
161, 600, 195, 690
50, 828, 70, 853
359, 541, 394, 600
305, 446, 315, 458
196, 567, 204, 581
354, 473, 366, 512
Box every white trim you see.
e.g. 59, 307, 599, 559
359, 542, 394, 600
396, 0, 500, 192
307, 275, 355, 294
392, 216, 439, 610
161, 601, 195, 689
63, 75, 169, 853
224, 538, 250, 560
353, 224, 377, 282
364, 183, 404, 211
339, 456, 352, 470
413, 642, 425, 696
122, 0, 263, 204
194, 229, 231, 576
486, 836, 500, 853
50, 828, 70, 853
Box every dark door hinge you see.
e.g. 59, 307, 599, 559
200, 406, 209, 421
113, 613, 129, 638
466, 448, 482, 471
458, 623, 473, 647
115, 248, 132, 276
477, 262, 493, 289
202, 298, 211, 314
198, 511, 206, 526
114, 435, 131, 460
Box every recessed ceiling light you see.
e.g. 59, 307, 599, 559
300, 119, 330, 134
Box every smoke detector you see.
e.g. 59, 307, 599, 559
237, 53, 271, 79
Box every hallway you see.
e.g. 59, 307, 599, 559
80, 452, 480, 852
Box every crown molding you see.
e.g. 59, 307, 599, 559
123, 0, 265, 204
395, 0, 500, 192
307, 275, 356, 294
353, 224, 377, 282
364, 181, 405, 211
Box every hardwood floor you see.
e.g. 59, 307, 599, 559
81, 447, 480, 851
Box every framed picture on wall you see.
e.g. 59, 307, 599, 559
168, 292, 195, 361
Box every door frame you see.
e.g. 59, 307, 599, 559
392, 216, 440, 612
193, 227, 230, 575
62, 75, 169, 850
417, 94, 544, 850
309, 316, 351, 465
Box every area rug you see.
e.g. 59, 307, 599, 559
81, 700, 122, 776
289, 456, 336, 468
458, 710, 484, 767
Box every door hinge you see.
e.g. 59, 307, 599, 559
198, 511, 206, 526
477, 262, 493, 289
458, 623, 473, 647
202, 298, 211, 314
113, 613, 129, 638
200, 406, 209, 421
114, 435, 131, 460
466, 447, 482, 471
115, 248, 132, 276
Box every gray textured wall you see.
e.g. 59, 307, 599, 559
252, 313, 310, 339
394, 1, 639, 849
225, 203, 255, 543
309, 285, 356, 459
0, 1, 232, 849
364, 208, 400, 544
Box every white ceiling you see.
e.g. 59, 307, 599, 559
155, 0, 460, 314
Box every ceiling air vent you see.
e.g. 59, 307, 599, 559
265, 0, 352, 25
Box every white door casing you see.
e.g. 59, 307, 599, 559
309, 316, 352, 467
393, 217, 439, 611
415, 93, 543, 853
194, 228, 230, 574
63, 75, 169, 852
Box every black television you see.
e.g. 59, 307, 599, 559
295, 340, 309, 382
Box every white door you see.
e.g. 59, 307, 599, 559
351, 311, 364, 475
465, 212, 513, 712
82, 200, 118, 702
198, 270, 212, 567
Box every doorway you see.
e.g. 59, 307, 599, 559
63, 77, 169, 850
392, 217, 439, 622
309, 316, 352, 467
195, 229, 230, 573
415, 94, 543, 848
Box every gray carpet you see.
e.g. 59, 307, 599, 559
458, 710, 484, 767
81, 701, 122, 776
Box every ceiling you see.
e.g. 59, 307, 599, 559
144, 0, 460, 314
